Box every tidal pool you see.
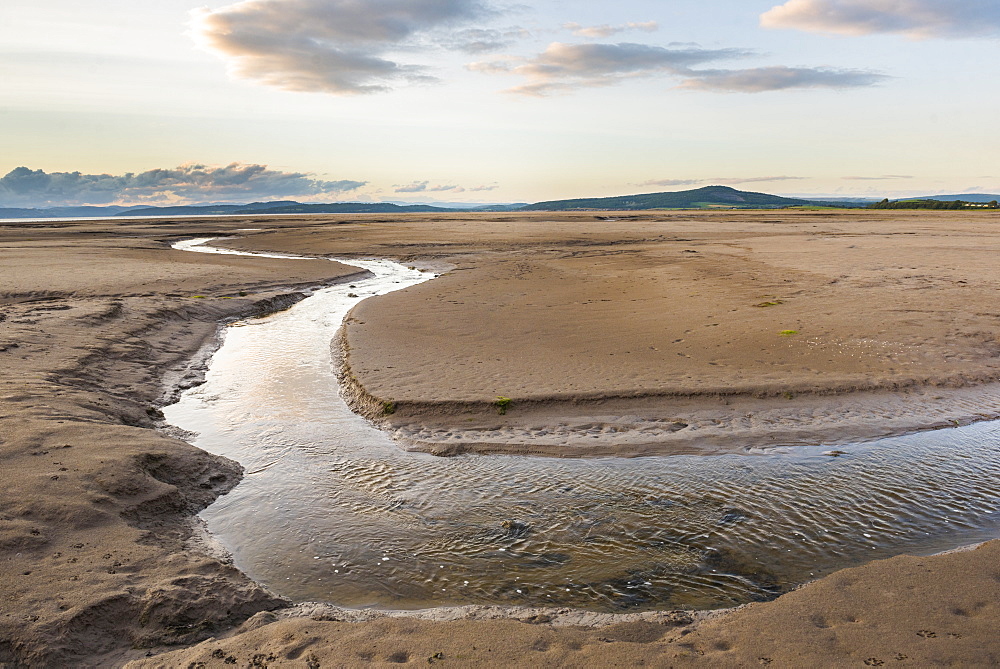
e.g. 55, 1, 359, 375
165, 239, 1000, 612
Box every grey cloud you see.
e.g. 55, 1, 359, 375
443, 27, 530, 53
192, 0, 496, 94
564, 21, 658, 38
722, 176, 808, 183
639, 179, 705, 187
677, 66, 889, 92
469, 184, 499, 191
761, 0, 1000, 39
394, 181, 472, 193
394, 181, 430, 193
0, 164, 366, 207
470, 42, 752, 95
472, 42, 884, 94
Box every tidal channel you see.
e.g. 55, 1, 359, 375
165, 239, 1000, 613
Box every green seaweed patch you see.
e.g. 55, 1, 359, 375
778, 330, 799, 337
494, 396, 513, 415
382, 401, 396, 416
754, 300, 783, 308
191, 295, 206, 299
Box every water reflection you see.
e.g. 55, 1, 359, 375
165, 241, 1000, 612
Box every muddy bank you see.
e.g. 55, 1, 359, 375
0, 220, 363, 666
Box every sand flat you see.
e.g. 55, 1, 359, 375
219, 210, 1000, 455
2, 211, 1000, 666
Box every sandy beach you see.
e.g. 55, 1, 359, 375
2, 210, 1000, 666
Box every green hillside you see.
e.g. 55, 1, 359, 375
524, 185, 855, 211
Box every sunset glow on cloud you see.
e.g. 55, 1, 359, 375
191, 0, 498, 94
762, 0, 1000, 39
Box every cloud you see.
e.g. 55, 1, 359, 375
393, 181, 472, 193
0, 164, 366, 207
469, 184, 499, 191
191, 0, 497, 94
677, 66, 889, 92
727, 176, 808, 183
761, 0, 1000, 39
843, 174, 914, 180
394, 181, 429, 193
640, 176, 807, 187
639, 178, 706, 187
443, 27, 531, 53
564, 21, 658, 38
470, 42, 753, 95
472, 42, 886, 95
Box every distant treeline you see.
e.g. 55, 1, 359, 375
869, 198, 999, 210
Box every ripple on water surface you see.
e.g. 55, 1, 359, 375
165, 242, 1000, 612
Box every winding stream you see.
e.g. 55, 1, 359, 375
165, 239, 1000, 612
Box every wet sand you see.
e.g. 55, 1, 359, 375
128, 540, 1000, 668
1, 211, 999, 666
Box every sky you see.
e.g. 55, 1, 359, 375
1, 0, 998, 207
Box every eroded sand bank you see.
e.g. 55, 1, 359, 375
1, 211, 999, 666
0, 217, 363, 665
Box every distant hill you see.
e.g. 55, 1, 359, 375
118, 201, 451, 217
0, 205, 141, 219
0, 200, 455, 219
900, 194, 1000, 203
522, 186, 863, 211
1, 186, 898, 220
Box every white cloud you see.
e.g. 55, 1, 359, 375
761, 0, 1000, 38
471, 42, 886, 95
191, 0, 497, 94
563, 21, 658, 38
0, 164, 366, 207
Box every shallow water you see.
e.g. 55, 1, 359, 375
166, 239, 1000, 612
